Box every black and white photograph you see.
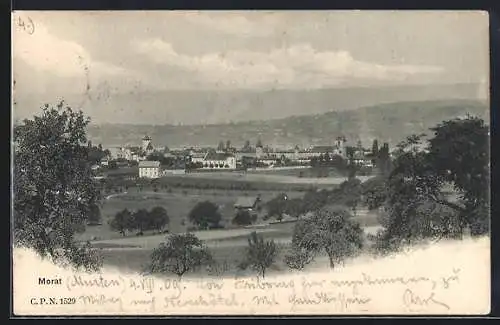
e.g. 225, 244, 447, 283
12, 10, 491, 315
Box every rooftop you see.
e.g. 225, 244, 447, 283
310, 145, 336, 153
204, 152, 234, 161
234, 197, 259, 208
138, 160, 160, 168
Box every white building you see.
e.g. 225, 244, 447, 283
202, 152, 236, 169
138, 160, 161, 178
190, 152, 207, 164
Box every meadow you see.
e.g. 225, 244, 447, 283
86, 200, 381, 274
77, 187, 306, 242
82, 170, 381, 275
179, 170, 372, 185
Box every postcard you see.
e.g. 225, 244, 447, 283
11, 10, 490, 316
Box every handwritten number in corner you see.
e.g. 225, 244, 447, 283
16, 16, 35, 35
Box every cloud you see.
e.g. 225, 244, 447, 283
133, 39, 444, 89
12, 13, 132, 81
182, 12, 276, 37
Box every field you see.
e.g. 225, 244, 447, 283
82, 171, 381, 274
85, 198, 381, 274
77, 187, 306, 242
96, 222, 382, 275
102, 166, 373, 192
179, 170, 374, 185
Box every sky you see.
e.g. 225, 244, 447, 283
12, 11, 489, 124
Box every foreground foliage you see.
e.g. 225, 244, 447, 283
370, 115, 490, 252
239, 231, 277, 278
288, 206, 363, 269
148, 233, 212, 277
13, 102, 102, 271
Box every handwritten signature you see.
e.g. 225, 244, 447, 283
402, 288, 450, 311
15, 15, 35, 35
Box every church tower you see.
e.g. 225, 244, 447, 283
334, 136, 346, 158
142, 135, 152, 153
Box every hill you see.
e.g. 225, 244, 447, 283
15, 82, 486, 126
87, 99, 489, 148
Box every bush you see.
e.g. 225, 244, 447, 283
188, 201, 221, 229
232, 210, 253, 226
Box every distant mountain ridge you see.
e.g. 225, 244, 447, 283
15, 82, 486, 125
87, 99, 489, 149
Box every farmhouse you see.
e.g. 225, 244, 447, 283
202, 151, 236, 169
234, 196, 262, 212
138, 160, 161, 178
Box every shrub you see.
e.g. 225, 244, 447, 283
232, 210, 253, 226
188, 201, 222, 229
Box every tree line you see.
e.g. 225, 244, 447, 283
109, 206, 169, 236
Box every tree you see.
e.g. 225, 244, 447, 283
374, 116, 489, 250
148, 233, 212, 277
356, 140, 363, 150
13, 101, 101, 271
242, 140, 251, 152
217, 141, 225, 151
427, 115, 489, 235
291, 206, 363, 269
226, 140, 231, 150
108, 160, 118, 170
146, 152, 167, 164
347, 162, 359, 180
233, 209, 253, 226
336, 178, 362, 215
346, 146, 355, 160
188, 201, 222, 229
284, 198, 306, 219
265, 193, 288, 220
377, 143, 391, 175
109, 209, 134, 236
149, 206, 169, 233
361, 176, 387, 210
87, 203, 101, 224
132, 209, 150, 234
239, 232, 277, 278
284, 247, 314, 271
372, 139, 379, 157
